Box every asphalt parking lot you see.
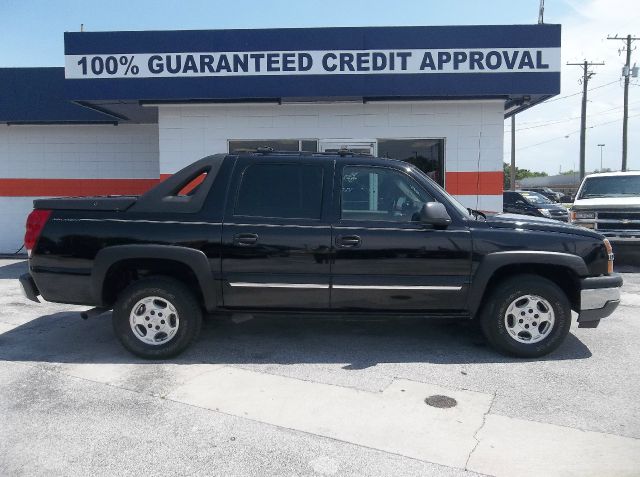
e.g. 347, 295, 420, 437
1, 258, 639, 477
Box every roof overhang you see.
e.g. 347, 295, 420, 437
0, 67, 121, 124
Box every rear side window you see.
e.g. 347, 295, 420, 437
176, 171, 208, 196
235, 163, 324, 219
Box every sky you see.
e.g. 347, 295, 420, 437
1, 0, 638, 174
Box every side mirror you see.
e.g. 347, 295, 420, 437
418, 202, 452, 228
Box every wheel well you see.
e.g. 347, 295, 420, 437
102, 258, 203, 307
480, 264, 580, 312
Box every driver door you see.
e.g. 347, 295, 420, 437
331, 163, 472, 311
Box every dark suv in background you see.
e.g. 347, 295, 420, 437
503, 190, 569, 221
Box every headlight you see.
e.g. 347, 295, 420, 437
539, 208, 552, 217
574, 211, 596, 219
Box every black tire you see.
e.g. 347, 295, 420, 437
479, 274, 572, 358
112, 276, 202, 359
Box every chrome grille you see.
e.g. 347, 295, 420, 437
598, 222, 640, 230
591, 209, 640, 232
599, 211, 640, 220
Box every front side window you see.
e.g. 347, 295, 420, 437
235, 163, 323, 219
520, 191, 551, 205
341, 166, 434, 222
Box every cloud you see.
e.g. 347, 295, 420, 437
506, 0, 640, 174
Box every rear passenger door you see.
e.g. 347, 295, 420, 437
221, 156, 333, 309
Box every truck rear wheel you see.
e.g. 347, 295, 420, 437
479, 274, 572, 358
112, 277, 202, 359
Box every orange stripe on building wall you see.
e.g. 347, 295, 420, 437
0, 178, 160, 197
0, 171, 504, 198
445, 171, 503, 195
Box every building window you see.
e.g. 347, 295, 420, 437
377, 139, 445, 187
235, 163, 324, 219
228, 139, 318, 153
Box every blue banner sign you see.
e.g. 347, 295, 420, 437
64, 25, 561, 101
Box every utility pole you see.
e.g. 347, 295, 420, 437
567, 60, 604, 180
607, 34, 640, 172
510, 115, 516, 190
597, 143, 605, 171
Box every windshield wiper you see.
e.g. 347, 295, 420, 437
467, 208, 487, 220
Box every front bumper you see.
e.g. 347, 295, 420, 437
577, 273, 623, 327
19, 273, 40, 303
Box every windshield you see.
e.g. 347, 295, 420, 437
578, 175, 640, 199
520, 191, 553, 205
410, 166, 470, 217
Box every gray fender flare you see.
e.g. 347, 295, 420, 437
468, 251, 588, 316
93, 244, 218, 312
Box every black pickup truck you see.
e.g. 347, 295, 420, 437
20, 151, 622, 359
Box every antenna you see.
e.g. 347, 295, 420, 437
538, 0, 545, 24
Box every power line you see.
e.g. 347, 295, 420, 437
504, 87, 627, 128
543, 79, 618, 104
508, 111, 640, 152
504, 102, 640, 132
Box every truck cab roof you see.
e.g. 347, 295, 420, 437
583, 170, 640, 179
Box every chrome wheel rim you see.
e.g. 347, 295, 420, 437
504, 294, 555, 344
129, 296, 179, 346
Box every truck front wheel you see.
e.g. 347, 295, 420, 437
480, 274, 572, 358
112, 276, 202, 359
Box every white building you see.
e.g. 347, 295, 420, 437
0, 24, 561, 252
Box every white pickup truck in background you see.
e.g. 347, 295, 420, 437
570, 171, 640, 253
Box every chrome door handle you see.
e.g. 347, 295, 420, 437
234, 233, 259, 246
337, 235, 361, 247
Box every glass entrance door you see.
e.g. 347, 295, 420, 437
319, 140, 376, 155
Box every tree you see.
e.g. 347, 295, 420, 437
560, 169, 578, 176
503, 163, 548, 189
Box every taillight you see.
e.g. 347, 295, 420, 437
24, 209, 52, 254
